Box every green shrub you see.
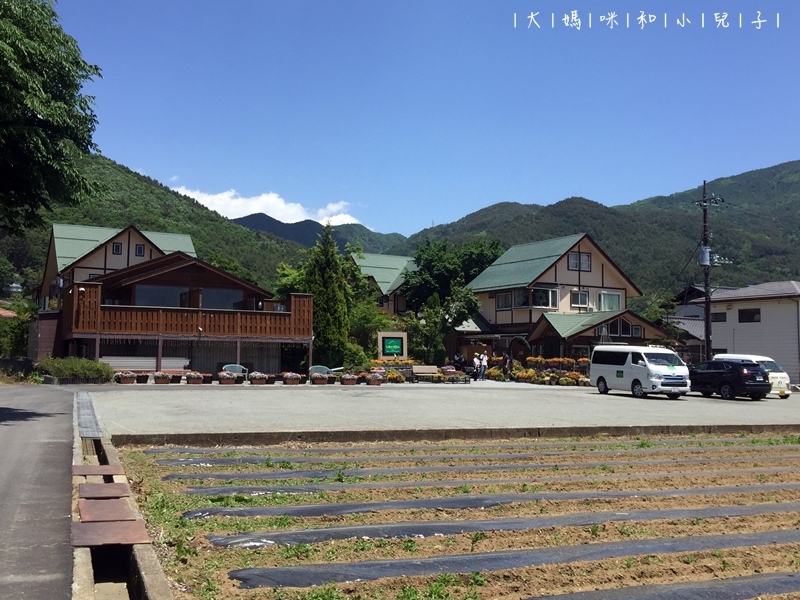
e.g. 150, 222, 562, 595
486, 367, 505, 381
36, 357, 115, 379
342, 342, 368, 370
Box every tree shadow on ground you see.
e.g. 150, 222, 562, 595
0, 406, 56, 425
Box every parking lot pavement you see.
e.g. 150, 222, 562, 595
86, 382, 800, 440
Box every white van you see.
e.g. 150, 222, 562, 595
590, 345, 691, 400
712, 354, 792, 398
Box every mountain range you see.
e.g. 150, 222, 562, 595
2, 154, 799, 298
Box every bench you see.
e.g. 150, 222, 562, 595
100, 357, 189, 373
222, 363, 248, 381
411, 365, 440, 383
441, 367, 471, 384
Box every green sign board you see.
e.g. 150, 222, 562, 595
382, 337, 404, 356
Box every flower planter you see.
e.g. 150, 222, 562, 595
154, 379, 170, 385
201, 374, 213, 384
327, 375, 336, 384
135, 374, 149, 384
117, 377, 135, 385
234, 376, 245, 384
218, 378, 234, 385
186, 378, 202, 385
170, 375, 183, 384
283, 378, 300, 385
311, 378, 328, 385
341, 378, 358, 386
367, 379, 382, 386
249, 378, 267, 385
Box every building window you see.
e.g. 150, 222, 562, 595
532, 287, 558, 309
496, 292, 512, 310
112, 242, 122, 255
135, 244, 145, 257
710, 312, 727, 322
620, 318, 632, 336
598, 292, 621, 311
568, 251, 591, 271
513, 288, 531, 308
631, 325, 642, 337
570, 291, 589, 308
607, 319, 620, 336
738, 308, 761, 323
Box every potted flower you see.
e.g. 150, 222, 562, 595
366, 372, 384, 386
113, 371, 137, 384
185, 371, 203, 385
310, 372, 328, 385
217, 371, 236, 385
135, 372, 150, 384
249, 371, 268, 385
340, 373, 359, 386
282, 372, 302, 385
201, 373, 213, 384
153, 371, 171, 384
385, 369, 406, 384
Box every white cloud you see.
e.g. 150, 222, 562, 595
172, 186, 361, 226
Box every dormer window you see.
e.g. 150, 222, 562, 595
568, 251, 591, 271
135, 244, 145, 257
112, 242, 122, 255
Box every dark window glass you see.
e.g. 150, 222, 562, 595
738, 308, 760, 323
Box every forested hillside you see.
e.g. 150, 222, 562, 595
0, 154, 306, 293
384, 161, 800, 294
2, 154, 798, 300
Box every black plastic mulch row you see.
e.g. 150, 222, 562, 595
163, 453, 800, 481
208, 500, 800, 547
229, 528, 800, 588
185, 466, 789, 496
156, 444, 798, 466
183, 481, 800, 519
535, 571, 800, 599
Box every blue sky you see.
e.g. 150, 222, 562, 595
57, 1, 797, 237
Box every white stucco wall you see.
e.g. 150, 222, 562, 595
709, 298, 800, 383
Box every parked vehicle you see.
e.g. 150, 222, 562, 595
713, 354, 792, 398
590, 345, 690, 400
689, 359, 771, 401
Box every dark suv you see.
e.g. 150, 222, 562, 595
689, 359, 772, 401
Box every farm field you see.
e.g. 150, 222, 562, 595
120, 433, 800, 599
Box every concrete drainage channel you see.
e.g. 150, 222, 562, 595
72, 392, 173, 600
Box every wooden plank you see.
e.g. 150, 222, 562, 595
72, 464, 126, 476
71, 520, 151, 546
78, 498, 138, 522
78, 482, 131, 499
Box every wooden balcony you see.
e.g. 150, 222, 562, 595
61, 283, 312, 340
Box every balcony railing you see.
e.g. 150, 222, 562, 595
62, 283, 312, 339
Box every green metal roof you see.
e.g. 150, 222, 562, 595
352, 253, 416, 295
468, 234, 586, 292
542, 310, 627, 338
52, 224, 196, 271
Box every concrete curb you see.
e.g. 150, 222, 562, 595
110, 422, 800, 447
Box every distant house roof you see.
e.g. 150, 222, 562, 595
700, 281, 800, 303
352, 253, 416, 295
52, 224, 196, 272
663, 316, 705, 341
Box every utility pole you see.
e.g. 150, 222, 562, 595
694, 181, 724, 361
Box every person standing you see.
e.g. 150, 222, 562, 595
473, 353, 480, 380
479, 351, 488, 380
501, 351, 512, 381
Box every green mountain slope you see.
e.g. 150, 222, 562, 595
0, 154, 306, 292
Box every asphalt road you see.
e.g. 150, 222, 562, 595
0, 386, 74, 600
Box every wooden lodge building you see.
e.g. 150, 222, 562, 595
31, 224, 313, 374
